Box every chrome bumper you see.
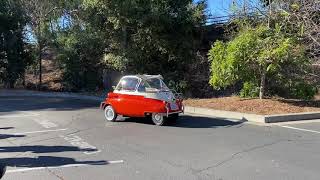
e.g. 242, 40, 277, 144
164, 105, 183, 117
160, 111, 183, 117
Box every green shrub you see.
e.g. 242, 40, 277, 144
289, 82, 317, 100
240, 82, 259, 98
168, 80, 188, 94
57, 28, 104, 91
208, 25, 311, 100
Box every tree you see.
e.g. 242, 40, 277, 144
0, 0, 32, 88
208, 25, 311, 99
258, 0, 320, 61
83, 0, 206, 92
56, 26, 105, 91
20, 0, 62, 90
279, 0, 320, 61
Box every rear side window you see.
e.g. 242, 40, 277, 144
116, 77, 139, 91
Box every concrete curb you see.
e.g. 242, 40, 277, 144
184, 106, 320, 123
2, 89, 320, 123
265, 112, 320, 123
184, 106, 265, 123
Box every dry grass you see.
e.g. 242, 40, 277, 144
184, 96, 320, 115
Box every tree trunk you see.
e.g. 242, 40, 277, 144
9, 81, 14, 89
268, 0, 272, 28
22, 71, 26, 88
259, 68, 266, 99
38, 24, 42, 91
122, 25, 127, 49
39, 45, 42, 90
5, 80, 15, 89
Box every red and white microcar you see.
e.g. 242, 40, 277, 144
100, 75, 184, 126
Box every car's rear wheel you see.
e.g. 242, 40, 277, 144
152, 113, 166, 126
104, 105, 117, 122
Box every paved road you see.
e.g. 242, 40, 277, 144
1, 96, 320, 180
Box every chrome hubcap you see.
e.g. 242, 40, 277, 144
153, 114, 162, 123
105, 107, 114, 121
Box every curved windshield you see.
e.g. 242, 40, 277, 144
143, 78, 169, 91
116, 77, 139, 91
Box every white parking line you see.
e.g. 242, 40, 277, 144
32, 118, 58, 129
279, 125, 320, 134
6, 160, 124, 173
13, 128, 68, 135
61, 134, 100, 155
84, 150, 102, 155
0, 112, 40, 118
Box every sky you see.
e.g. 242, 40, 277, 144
206, 0, 234, 16
204, 0, 261, 17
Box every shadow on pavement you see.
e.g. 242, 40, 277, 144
0, 156, 107, 168
0, 127, 25, 140
0, 96, 99, 113
123, 117, 154, 125
0, 134, 25, 140
0, 127, 14, 130
0, 145, 106, 168
122, 115, 245, 128
172, 115, 245, 128
0, 145, 97, 154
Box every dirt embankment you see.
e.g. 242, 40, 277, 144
184, 96, 320, 115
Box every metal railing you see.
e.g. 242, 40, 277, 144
206, 12, 266, 25
207, 16, 230, 24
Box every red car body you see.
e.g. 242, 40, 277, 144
100, 92, 183, 117
100, 75, 183, 120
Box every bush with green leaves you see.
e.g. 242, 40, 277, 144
288, 82, 317, 100
168, 80, 188, 94
208, 25, 313, 99
56, 27, 104, 91
83, 0, 206, 88
240, 82, 259, 98
0, 0, 32, 88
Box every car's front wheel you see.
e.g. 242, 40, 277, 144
152, 113, 166, 126
104, 105, 117, 122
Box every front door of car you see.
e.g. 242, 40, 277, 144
131, 94, 145, 116
112, 77, 142, 117
116, 93, 144, 117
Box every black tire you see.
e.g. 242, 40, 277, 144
104, 105, 117, 122
152, 113, 166, 126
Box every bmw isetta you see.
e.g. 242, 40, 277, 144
100, 75, 184, 126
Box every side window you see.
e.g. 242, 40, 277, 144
116, 77, 139, 91
138, 81, 146, 92
147, 78, 161, 89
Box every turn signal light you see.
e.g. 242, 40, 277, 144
108, 93, 119, 98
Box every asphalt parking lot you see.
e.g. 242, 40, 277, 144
1, 96, 320, 180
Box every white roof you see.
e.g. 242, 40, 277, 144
122, 74, 163, 80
